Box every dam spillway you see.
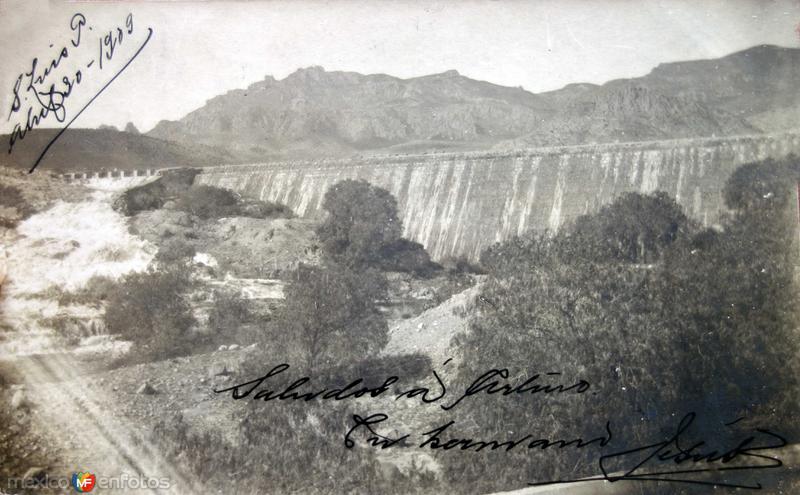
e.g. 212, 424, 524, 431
196, 133, 800, 261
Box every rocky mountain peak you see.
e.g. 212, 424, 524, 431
146, 45, 800, 159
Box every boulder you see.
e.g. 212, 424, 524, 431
10, 389, 26, 409
208, 362, 235, 378
136, 382, 157, 395
23, 466, 47, 483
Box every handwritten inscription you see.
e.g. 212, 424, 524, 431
215, 362, 788, 489
214, 361, 590, 409
5, 13, 153, 173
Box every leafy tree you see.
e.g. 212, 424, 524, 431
723, 156, 798, 210
154, 237, 196, 265
662, 154, 800, 429
274, 262, 389, 374
377, 238, 439, 277
563, 191, 690, 264
316, 180, 402, 267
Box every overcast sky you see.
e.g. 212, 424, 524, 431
1, 0, 799, 134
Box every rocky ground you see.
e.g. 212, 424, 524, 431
0, 167, 481, 493
130, 208, 320, 278
384, 281, 481, 364
0, 284, 476, 492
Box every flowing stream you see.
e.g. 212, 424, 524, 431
1, 189, 155, 357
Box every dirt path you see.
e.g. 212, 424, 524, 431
11, 352, 206, 493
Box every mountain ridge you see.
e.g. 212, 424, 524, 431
3, 44, 798, 172
146, 44, 800, 159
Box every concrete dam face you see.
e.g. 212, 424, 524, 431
196, 133, 800, 261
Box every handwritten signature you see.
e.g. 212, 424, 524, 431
218, 362, 790, 490
6, 13, 153, 173
528, 412, 787, 489
346, 411, 787, 489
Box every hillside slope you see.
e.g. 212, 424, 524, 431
0, 128, 234, 173
148, 45, 800, 157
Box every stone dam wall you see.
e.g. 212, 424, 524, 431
196, 134, 800, 261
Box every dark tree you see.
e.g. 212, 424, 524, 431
176, 185, 240, 219
564, 191, 689, 264
316, 180, 402, 267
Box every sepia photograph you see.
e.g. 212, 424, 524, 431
1, 0, 800, 493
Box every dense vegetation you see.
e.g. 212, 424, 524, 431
175, 184, 292, 219
0, 183, 32, 227
316, 179, 439, 276
276, 263, 389, 373
145, 179, 441, 493
114, 168, 291, 219
153, 399, 438, 495
113, 168, 199, 215
104, 267, 197, 361
440, 155, 800, 493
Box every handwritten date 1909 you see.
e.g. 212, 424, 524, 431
6, 12, 153, 173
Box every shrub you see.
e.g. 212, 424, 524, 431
173, 184, 292, 220
378, 238, 441, 277
175, 185, 239, 219
104, 266, 196, 361
151, 401, 439, 494
0, 184, 32, 227
439, 255, 484, 275
114, 180, 168, 215
154, 237, 197, 265
57, 275, 117, 306
206, 289, 262, 346
723, 155, 798, 210
0, 184, 25, 210
270, 262, 390, 374
562, 191, 690, 264
0, 370, 60, 486
316, 179, 441, 278
236, 198, 293, 219
113, 168, 199, 216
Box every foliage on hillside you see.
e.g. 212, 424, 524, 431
441, 155, 800, 493
0, 184, 30, 228
113, 168, 199, 215
317, 179, 439, 276
103, 266, 197, 361
247, 262, 390, 375
114, 168, 291, 220
152, 400, 439, 495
